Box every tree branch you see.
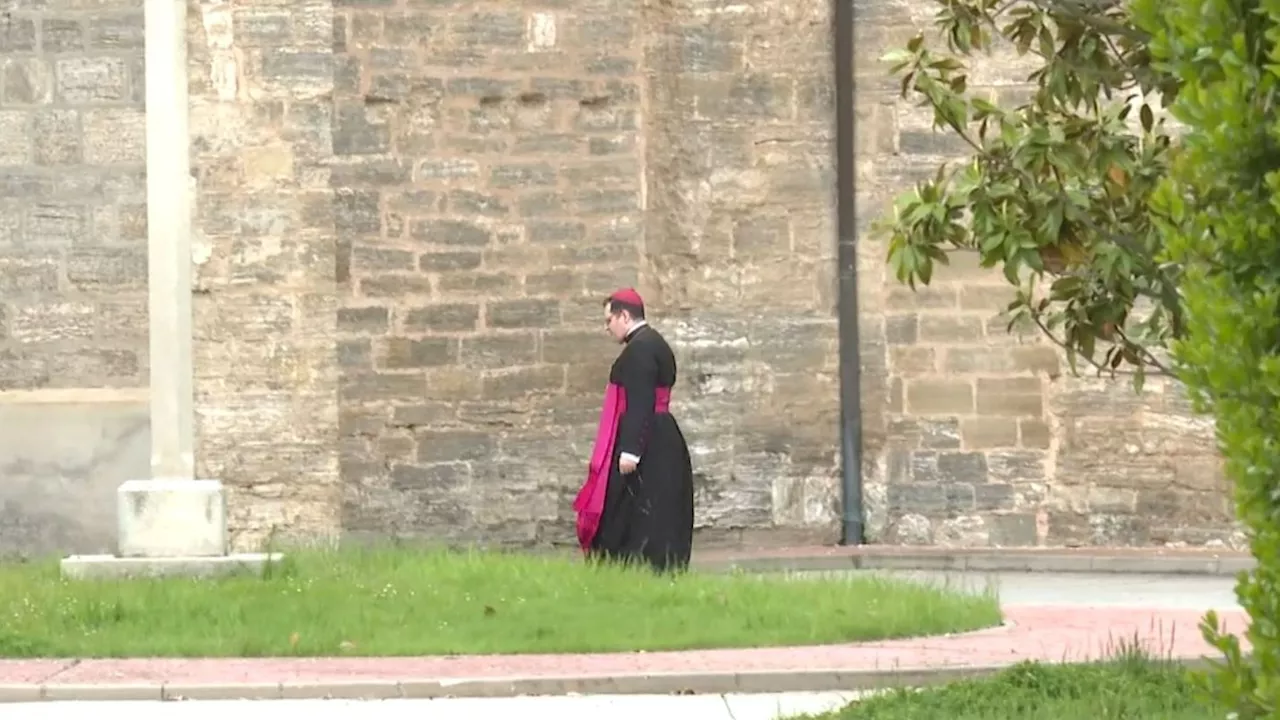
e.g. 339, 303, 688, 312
1029, 313, 1173, 376
1028, 0, 1149, 41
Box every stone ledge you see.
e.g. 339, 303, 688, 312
0, 657, 1226, 704
691, 546, 1257, 576
59, 553, 283, 580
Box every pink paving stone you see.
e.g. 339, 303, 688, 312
0, 660, 75, 684
0, 606, 1251, 687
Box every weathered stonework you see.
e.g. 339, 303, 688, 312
643, 0, 848, 547
0, 0, 1239, 556
187, 0, 342, 549
0, 0, 148, 389
331, 0, 646, 545
0, 0, 152, 559
851, 0, 1236, 549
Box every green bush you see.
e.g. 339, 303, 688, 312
871, 0, 1280, 711
1134, 0, 1280, 714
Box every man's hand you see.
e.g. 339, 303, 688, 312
619, 454, 639, 474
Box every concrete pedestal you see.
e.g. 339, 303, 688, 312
60, 552, 281, 580
118, 478, 226, 557
59, 478, 283, 580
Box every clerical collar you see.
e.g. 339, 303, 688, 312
624, 320, 648, 342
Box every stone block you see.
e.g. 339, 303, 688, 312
446, 189, 509, 217
1018, 418, 1051, 448
489, 163, 556, 188
65, 246, 146, 289
10, 302, 96, 342
340, 372, 426, 404
1, 16, 37, 52
83, 109, 145, 165
116, 479, 228, 558
460, 333, 537, 368
25, 203, 87, 246
359, 274, 434, 297
0, 111, 30, 165
352, 246, 413, 273
3, 59, 52, 104
380, 337, 457, 369
420, 251, 482, 272
944, 348, 1018, 373
334, 188, 382, 235
32, 109, 81, 166
919, 315, 984, 343
411, 219, 491, 246
988, 513, 1039, 546
333, 104, 391, 155
55, 57, 129, 103
906, 379, 973, 415
90, 13, 145, 49
976, 380, 1045, 417
961, 417, 1018, 449
404, 303, 479, 332
337, 306, 389, 334
486, 299, 558, 329
0, 253, 60, 293
42, 18, 84, 53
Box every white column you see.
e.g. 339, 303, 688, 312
145, 0, 195, 480
112, 0, 226, 561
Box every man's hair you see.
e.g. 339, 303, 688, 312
605, 297, 645, 320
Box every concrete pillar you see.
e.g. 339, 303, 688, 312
59, 0, 277, 579
144, 0, 195, 482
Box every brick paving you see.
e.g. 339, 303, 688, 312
0, 606, 1249, 689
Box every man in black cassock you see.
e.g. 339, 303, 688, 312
573, 288, 695, 573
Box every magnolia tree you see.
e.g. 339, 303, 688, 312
878, 0, 1279, 712
879, 0, 1180, 390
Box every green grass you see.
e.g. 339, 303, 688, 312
0, 547, 1002, 657
798, 649, 1226, 719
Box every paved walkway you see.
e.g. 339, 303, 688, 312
693, 544, 1254, 575
808, 570, 1244, 610
0, 604, 1250, 701
1, 693, 866, 720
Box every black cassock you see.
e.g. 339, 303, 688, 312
590, 323, 695, 573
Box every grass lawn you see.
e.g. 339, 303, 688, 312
798, 652, 1226, 719
0, 547, 1001, 657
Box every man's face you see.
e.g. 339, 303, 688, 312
604, 306, 630, 343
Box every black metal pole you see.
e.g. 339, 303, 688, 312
834, 0, 864, 546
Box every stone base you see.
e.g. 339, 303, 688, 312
117, 477, 227, 557
59, 552, 283, 580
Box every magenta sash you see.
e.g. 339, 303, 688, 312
573, 383, 671, 551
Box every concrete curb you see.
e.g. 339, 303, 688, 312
0, 657, 1225, 703
694, 551, 1256, 576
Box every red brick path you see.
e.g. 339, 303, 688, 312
0, 606, 1249, 687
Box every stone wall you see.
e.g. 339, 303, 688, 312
0, 0, 1239, 556
0, 0, 150, 557
187, 0, 342, 549
331, 0, 646, 545
853, 0, 1236, 548
1, 0, 148, 388
642, 0, 850, 546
